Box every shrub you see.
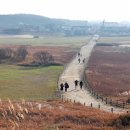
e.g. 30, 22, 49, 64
33, 51, 54, 66
0, 48, 14, 63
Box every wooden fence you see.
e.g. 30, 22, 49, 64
83, 73, 129, 110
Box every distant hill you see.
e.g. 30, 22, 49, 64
0, 14, 89, 36
0, 14, 87, 27
0, 14, 52, 27
0, 14, 130, 36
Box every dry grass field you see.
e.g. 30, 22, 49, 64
86, 43, 130, 102
0, 99, 129, 130
0, 45, 77, 65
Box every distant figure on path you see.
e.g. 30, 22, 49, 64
83, 58, 85, 63
64, 82, 69, 92
79, 80, 83, 89
60, 83, 64, 91
78, 58, 80, 63
74, 80, 78, 88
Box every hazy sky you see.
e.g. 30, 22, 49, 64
0, 0, 130, 21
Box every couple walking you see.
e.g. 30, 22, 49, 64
78, 58, 85, 63
60, 82, 69, 92
74, 80, 83, 89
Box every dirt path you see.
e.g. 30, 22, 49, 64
58, 36, 128, 113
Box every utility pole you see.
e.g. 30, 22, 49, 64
100, 19, 105, 36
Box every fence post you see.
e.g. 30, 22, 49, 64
98, 104, 100, 109
91, 103, 93, 107
106, 98, 108, 104
111, 108, 113, 113
123, 102, 125, 109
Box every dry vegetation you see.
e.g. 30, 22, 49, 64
0, 45, 77, 65
27, 46, 76, 65
86, 44, 130, 102
0, 99, 129, 130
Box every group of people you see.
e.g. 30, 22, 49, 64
74, 80, 83, 89
60, 82, 69, 92
60, 80, 84, 92
60, 52, 85, 92
78, 52, 85, 64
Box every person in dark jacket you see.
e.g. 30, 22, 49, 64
83, 58, 85, 63
78, 58, 80, 63
74, 80, 78, 88
64, 82, 69, 92
79, 80, 83, 89
60, 83, 64, 91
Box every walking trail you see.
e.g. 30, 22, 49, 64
58, 35, 129, 113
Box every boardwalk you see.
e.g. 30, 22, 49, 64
58, 35, 129, 113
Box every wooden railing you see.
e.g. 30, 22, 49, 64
83, 73, 129, 109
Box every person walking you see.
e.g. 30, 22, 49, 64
64, 82, 69, 92
60, 83, 64, 91
79, 80, 83, 89
83, 58, 85, 63
78, 58, 80, 63
74, 80, 78, 88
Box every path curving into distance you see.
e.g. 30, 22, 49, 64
58, 35, 129, 113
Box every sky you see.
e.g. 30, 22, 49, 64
0, 0, 130, 22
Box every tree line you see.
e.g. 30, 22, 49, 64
0, 46, 54, 66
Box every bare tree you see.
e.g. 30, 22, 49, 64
4, 48, 14, 58
0, 48, 14, 63
33, 51, 54, 65
0, 49, 7, 60
14, 46, 28, 62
